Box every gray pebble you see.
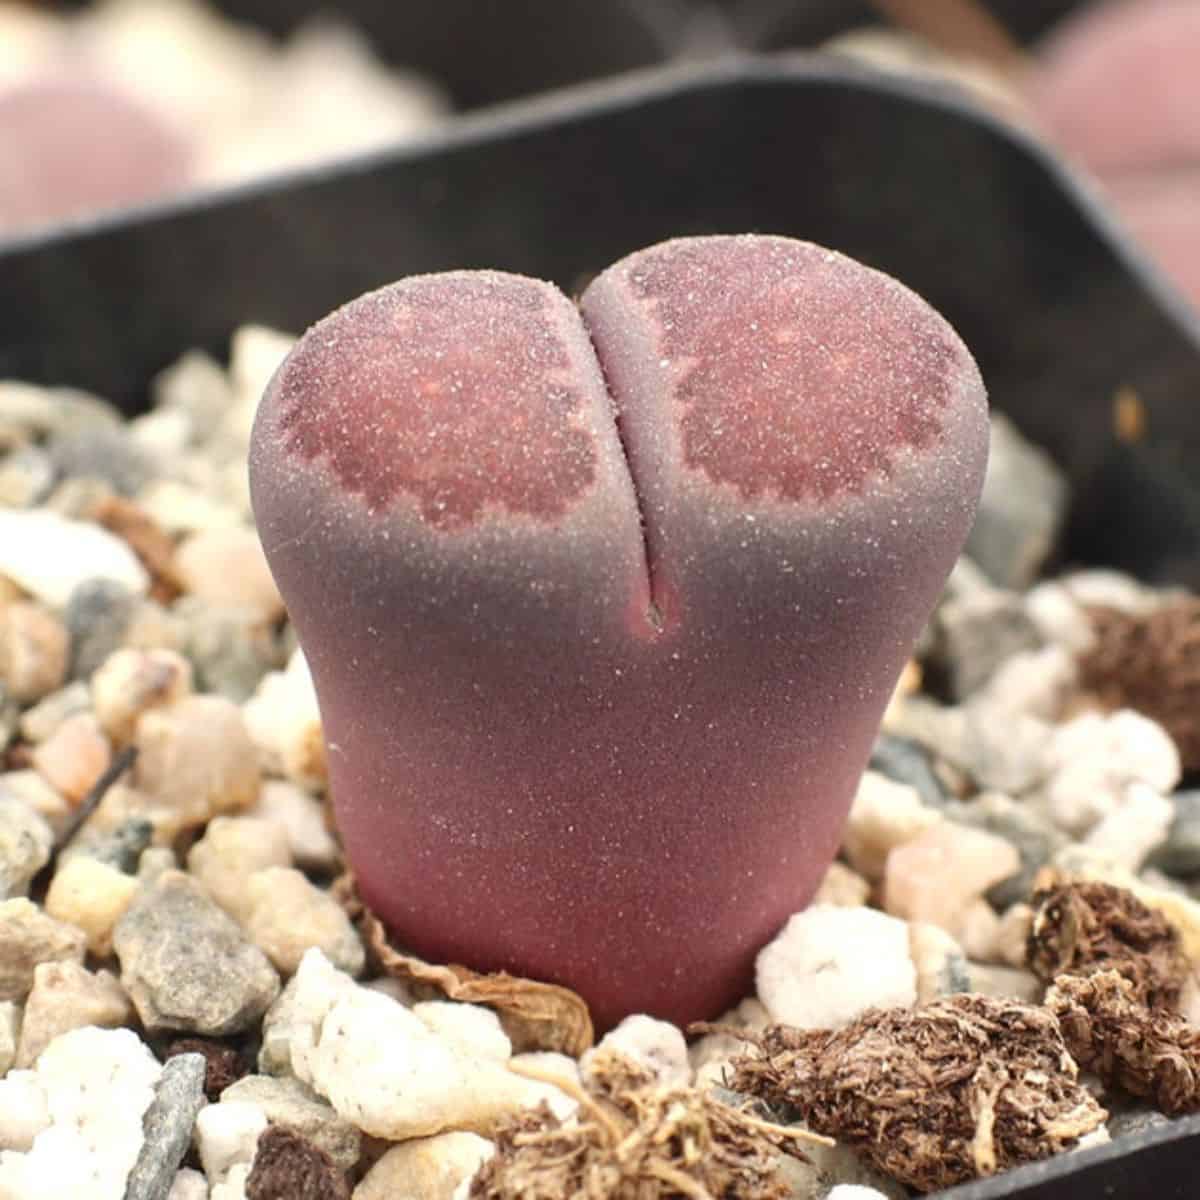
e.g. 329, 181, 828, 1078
47, 427, 153, 498
0, 792, 54, 899
1149, 791, 1200, 878
1106, 1103, 1173, 1142
929, 590, 1042, 701
66, 579, 137, 679
0, 382, 121, 445
221, 1073, 362, 1172
85, 819, 155, 875
175, 597, 283, 702
936, 951, 972, 996
114, 870, 280, 1036
960, 703, 1052, 796
966, 413, 1068, 590
869, 735, 950, 809
123, 1051, 207, 1200
0, 446, 56, 507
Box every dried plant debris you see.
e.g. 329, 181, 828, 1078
1079, 600, 1200, 770
721, 995, 1106, 1194
336, 872, 594, 1055
1027, 876, 1187, 1009
1046, 969, 1200, 1116
470, 1051, 826, 1200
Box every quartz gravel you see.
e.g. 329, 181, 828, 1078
0, 330, 1194, 1199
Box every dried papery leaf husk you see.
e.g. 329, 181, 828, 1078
334, 872, 593, 1055
1027, 876, 1187, 1009
722, 995, 1106, 1193
469, 1051, 827, 1200
1046, 969, 1200, 1115
1079, 600, 1200, 770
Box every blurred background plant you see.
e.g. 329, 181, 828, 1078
0, 0, 1196, 315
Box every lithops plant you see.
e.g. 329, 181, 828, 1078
249, 235, 988, 1030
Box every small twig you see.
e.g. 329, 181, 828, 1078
646, 1160, 714, 1200
33, 744, 138, 890
868, 0, 1025, 74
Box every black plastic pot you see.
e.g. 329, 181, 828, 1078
715, 0, 1087, 53
3, 53, 1199, 1198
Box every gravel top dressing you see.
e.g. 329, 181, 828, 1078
2, 270, 1200, 1200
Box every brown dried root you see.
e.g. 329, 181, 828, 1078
720, 995, 1106, 1194
334, 872, 593, 1056
1078, 600, 1200, 770
1027, 877, 1187, 1010
469, 1052, 828, 1200
1046, 969, 1200, 1115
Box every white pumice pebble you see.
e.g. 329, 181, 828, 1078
756, 906, 916, 1029
195, 1100, 269, 1185
0, 509, 149, 606
1083, 782, 1174, 870
0, 1027, 160, 1198
582, 1014, 691, 1088
1038, 710, 1181, 835
264, 950, 574, 1140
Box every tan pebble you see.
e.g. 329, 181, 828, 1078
883, 822, 1020, 931
908, 921, 967, 1004
85, 781, 184, 847
138, 846, 177, 884
134, 695, 260, 832
0, 769, 70, 834
122, 597, 187, 654
966, 962, 1042, 1004
249, 780, 338, 871
243, 866, 363, 977
0, 576, 26, 608
1132, 886, 1200, 966
18, 681, 91, 743
994, 903, 1034, 968
44, 855, 140, 956
352, 1132, 494, 1200
243, 653, 326, 791
31, 712, 111, 804
0, 602, 68, 704
173, 527, 283, 621
0, 1001, 16, 1075
812, 860, 871, 907
187, 815, 291, 922
0, 897, 87, 1001
955, 898, 1003, 962
91, 647, 193, 744
15, 961, 131, 1068
1178, 973, 1200, 1026
842, 771, 942, 881
138, 479, 243, 536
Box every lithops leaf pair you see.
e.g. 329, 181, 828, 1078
249, 235, 988, 1030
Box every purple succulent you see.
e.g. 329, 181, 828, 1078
249, 235, 988, 1030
